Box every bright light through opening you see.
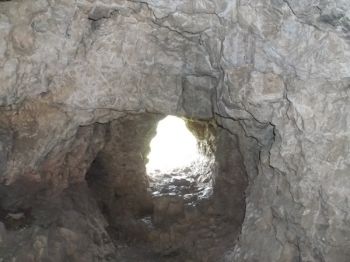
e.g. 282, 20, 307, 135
146, 116, 200, 173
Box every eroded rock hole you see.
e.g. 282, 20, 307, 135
85, 114, 248, 261
146, 115, 202, 173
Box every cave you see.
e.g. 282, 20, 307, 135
83, 114, 248, 261
1, 0, 350, 261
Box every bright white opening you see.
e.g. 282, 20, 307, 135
146, 116, 200, 173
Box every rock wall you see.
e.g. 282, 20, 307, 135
0, 0, 349, 261
86, 114, 160, 223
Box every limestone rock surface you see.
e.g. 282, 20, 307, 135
0, 0, 349, 261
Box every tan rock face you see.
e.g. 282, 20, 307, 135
11, 25, 35, 55
0, 0, 349, 261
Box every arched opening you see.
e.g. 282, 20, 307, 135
146, 115, 200, 173
83, 114, 248, 261
145, 115, 214, 211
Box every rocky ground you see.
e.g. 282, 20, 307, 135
106, 160, 241, 261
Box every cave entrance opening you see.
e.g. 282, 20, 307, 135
145, 116, 215, 220
146, 115, 202, 174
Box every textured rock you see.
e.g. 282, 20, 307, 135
0, 0, 349, 261
86, 114, 160, 220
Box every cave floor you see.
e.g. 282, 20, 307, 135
105, 165, 240, 261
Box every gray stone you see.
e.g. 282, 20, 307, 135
0, 0, 349, 261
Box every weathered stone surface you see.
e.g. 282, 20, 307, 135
86, 114, 161, 220
0, 0, 349, 261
